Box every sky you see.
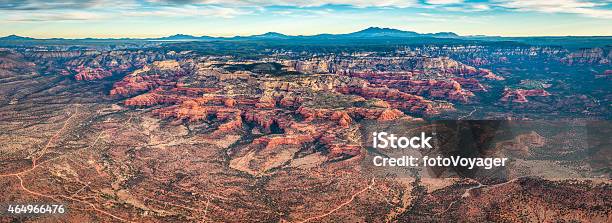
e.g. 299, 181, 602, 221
1, 0, 611, 38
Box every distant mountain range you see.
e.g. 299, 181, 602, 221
2, 27, 611, 49
0, 27, 460, 41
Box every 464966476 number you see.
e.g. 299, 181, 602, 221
2, 204, 66, 215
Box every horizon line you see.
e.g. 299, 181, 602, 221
3, 26, 612, 40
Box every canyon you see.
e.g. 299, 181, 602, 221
0, 37, 610, 222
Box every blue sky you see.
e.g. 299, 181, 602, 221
1, 0, 611, 38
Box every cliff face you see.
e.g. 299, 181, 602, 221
283, 55, 504, 80
349, 72, 488, 101
22, 50, 174, 81
336, 86, 442, 114
562, 48, 611, 65
280, 55, 505, 105
110, 59, 189, 96
406, 45, 609, 66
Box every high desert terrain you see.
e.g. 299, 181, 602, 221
0, 30, 610, 222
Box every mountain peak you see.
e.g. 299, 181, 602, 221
263, 32, 285, 35
250, 32, 288, 39
429, 32, 460, 38
166, 34, 197, 39
359, 27, 405, 33
347, 27, 460, 38
0, 28, 463, 42
0, 35, 35, 40
348, 27, 419, 37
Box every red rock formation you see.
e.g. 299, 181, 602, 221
480, 68, 505, 80
244, 110, 294, 133
285, 55, 505, 82
377, 109, 404, 121
154, 101, 242, 123
110, 75, 166, 96
255, 96, 276, 108
331, 111, 352, 127
216, 114, 243, 133
452, 78, 487, 92
170, 87, 219, 96
111, 58, 454, 167
501, 89, 551, 103
224, 98, 237, 107
400, 80, 474, 102
123, 89, 184, 106
348, 71, 414, 81
348, 72, 482, 103
253, 134, 315, 150
327, 144, 361, 157
336, 86, 441, 114
74, 67, 113, 80
297, 106, 406, 123
109, 60, 187, 96
449, 67, 504, 80
279, 96, 302, 107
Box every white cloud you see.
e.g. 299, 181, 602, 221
0, 0, 138, 10
2, 0, 611, 22
403, 13, 486, 24
472, 4, 490, 11
148, 0, 418, 8
270, 8, 334, 18
5, 11, 110, 21
124, 5, 250, 18
426, 0, 463, 5
494, 0, 612, 19
440, 3, 492, 12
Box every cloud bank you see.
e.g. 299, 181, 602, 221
0, 0, 611, 21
